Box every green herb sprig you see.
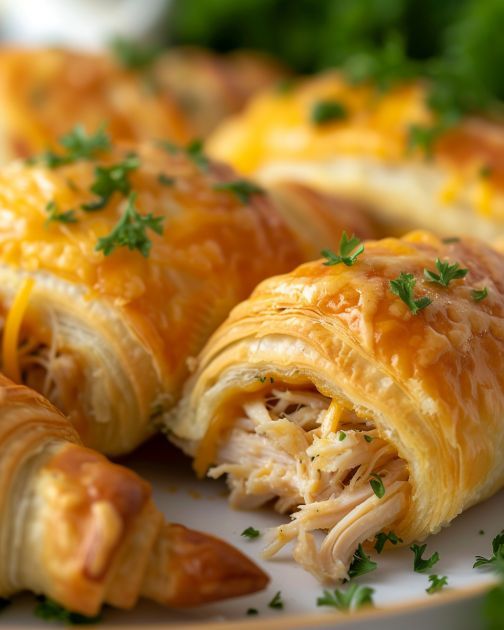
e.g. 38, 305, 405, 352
268, 591, 283, 610
241, 526, 261, 540
311, 100, 348, 125
472, 287, 488, 302
45, 201, 78, 225
111, 37, 162, 70
322, 232, 364, 267
29, 125, 111, 168
95, 192, 164, 257
474, 531, 504, 569
316, 583, 375, 612
424, 258, 468, 287
426, 574, 448, 594
159, 139, 209, 171
369, 473, 385, 499
348, 544, 377, 579
213, 179, 264, 204
389, 272, 431, 314
374, 530, 403, 554
34, 596, 101, 625
411, 543, 440, 573
82, 153, 139, 211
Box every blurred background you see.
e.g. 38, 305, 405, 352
1, 0, 503, 106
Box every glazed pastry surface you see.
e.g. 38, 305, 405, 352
174, 231, 504, 580
208, 72, 504, 241
0, 374, 268, 614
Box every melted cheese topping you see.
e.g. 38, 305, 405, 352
2, 277, 34, 383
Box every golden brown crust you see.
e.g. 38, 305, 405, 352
0, 47, 193, 162
0, 375, 268, 613
175, 230, 504, 545
208, 71, 504, 240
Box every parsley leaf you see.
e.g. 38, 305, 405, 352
472, 287, 488, 302
241, 526, 261, 540
389, 272, 432, 315
268, 591, 283, 610
369, 472, 385, 499
338, 431, 347, 441
213, 179, 265, 204
311, 100, 348, 125
374, 531, 403, 554
407, 124, 446, 159
424, 258, 468, 287
426, 574, 448, 594
34, 596, 101, 625
348, 544, 377, 579
82, 153, 139, 211
364, 435, 374, 443
158, 138, 209, 171
45, 201, 78, 225
95, 192, 164, 257
30, 125, 111, 168
316, 583, 375, 611
474, 531, 504, 569
158, 174, 175, 187
484, 581, 504, 630
480, 165, 493, 178
410, 543, 440, 573
110, 37, 161, 70
246, 608, 258, 615
321, 232, 364, 267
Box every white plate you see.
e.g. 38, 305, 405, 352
2, 438, 501, 629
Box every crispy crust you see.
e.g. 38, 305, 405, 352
174, 230, 504, 546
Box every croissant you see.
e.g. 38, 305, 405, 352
208, 71, 504, 242
0, 47, 192, 163
0, 134, 376, 456
0, 373, 268, 615
172, 230, 504, 582
151, 47, 287, 137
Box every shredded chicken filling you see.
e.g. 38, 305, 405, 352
210, 387, 409, 582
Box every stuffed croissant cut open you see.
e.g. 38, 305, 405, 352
0, 134, 375, 456
0, 373, 268, 615
172, 230, 504, 582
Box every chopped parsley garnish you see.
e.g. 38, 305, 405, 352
480, 530, 486, 536
34, 596, 101, 625
480, 165, 493, 178
110, 37, 161, 70
246, 608, 259, 615
321, 232, 364, 267
426, 574, 448, 594
0, 598, 11, 613
474, 531, 504, 569
364, 435, 374, 443
157, 174, 175, 187
213, 179, 265, 204
316, 583, 375, 611
95, 192, 164, 257
484, 581, 504, 630
348, 544, 377, 579
442, 236, 460, 244
29, 125, 111, 168
241, 526, 261, 540
389, 272, 431, 315
472, 287, 488, 302
311, 100, 348, 125
45, 201, 78, 225
407, 124, 445, 159
338, 431, 347, 441
424, 258, 468, 287
268, 591, 283, 610
410, 543, 440, 573
158, 138, 209, 171
369, 472, 385, 499
82, 153, 139, 211
374, 530, 403, 554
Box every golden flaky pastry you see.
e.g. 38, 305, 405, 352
0, 47, 192, 163
0, 374, 268, 615
173, 230, 504, 582
208, 71, 504, 242
0, 136, 375, 456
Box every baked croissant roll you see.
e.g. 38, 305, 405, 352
0, 47, 192, 164
172, 230, 504, 582
0, 373, 268, 615
0, 133, 375, 456
208, 71, 504, 242
150, 47, 287, 137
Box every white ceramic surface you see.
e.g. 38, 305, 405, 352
2, 437, 501, 629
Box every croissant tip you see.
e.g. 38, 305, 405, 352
165, 524, 269, 606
